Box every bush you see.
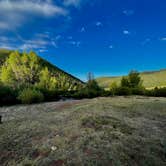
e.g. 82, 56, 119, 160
38, 88, 60, 101
0, 85, 18, 106
18, 88, 44, 104
116, 87, 132, 96
154, 87, 166, 97
73, 77, 104, 99
131, 87, 145, 95
145, 87, 166, 97
73, 88, 103, 99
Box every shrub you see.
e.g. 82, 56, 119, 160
154, 87, 166, 97
18, 88, 44, 104
116, 87, 132, 96
131, 87, 145, 95
0, 85, 18, 105
73, 75, 104, 99
145, 87, 166, 97
110, 82, 118, 96
38, 88, 60, 101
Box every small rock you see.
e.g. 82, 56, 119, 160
51, 146, 57, 151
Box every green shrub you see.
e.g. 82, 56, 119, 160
18, 88, 44, 104
38, 88, 60, 101
154, 87, 166, 97
116, 87, 132, 96
73, 76, 104, 99
73, 87, 104, 99
0, 85, 18, 105
131, 87, 145, 95
145, 87, 166, 97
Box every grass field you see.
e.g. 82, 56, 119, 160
96, 69, 166, 89
0, 97, 166, 166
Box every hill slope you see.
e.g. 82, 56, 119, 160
96, 69, 166, 89
0, 49, 84, 87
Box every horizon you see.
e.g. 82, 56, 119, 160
0, 0, 166, 81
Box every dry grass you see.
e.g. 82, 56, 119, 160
0, 96, 166, 166
96, 70, 166, 89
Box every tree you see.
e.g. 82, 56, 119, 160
128, 71, 142, 88
121, 76, 130, 87
1, 51, 40, 88
37, 67, 57, 91
110, 82, 118, 96
120, 71, 142, 88
86, 72, 101, 91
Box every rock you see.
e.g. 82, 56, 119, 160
51, 146, 57, 151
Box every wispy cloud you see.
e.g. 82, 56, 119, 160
63, 0, 82, 7
123, 10, 134, 16
109, 45, 113, 49
160, 37, 166, 41
0, 32, 59, 52
0, 0, 67, 16
0, 0, 67, 30
123, 30, 130, 35
69, 41, 81, 47
96, 21, 103, 27
141, 38, 151, 45
80, 27, 85, 32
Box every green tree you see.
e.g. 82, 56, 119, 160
121, 76, 130, 87
1, 51, 40, 88
121, 71, 142, 88
87, 72, 101, 91
110, 82, 118, 96
128, 71, 142, 88
37, 67, 57, 91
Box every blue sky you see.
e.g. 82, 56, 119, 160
0, 0, 166, 81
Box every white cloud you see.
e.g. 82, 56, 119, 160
123, 10, 134, 16
141, 38, 151, 45
39, 49, 48, 53
63, 0, 82, 7
35, 33, 50, 39
160, 37, 166, 41
19, 39, 48, 50
55, 35, 62, 40
109, 45, 113, 49
51, 41, 58, 48
96, 21, 103, 27
0, 0, 67, 30
123, 30, 130, 35
80, 27, 85, 32
69, 41, 81, 47
0, 0, 67, 17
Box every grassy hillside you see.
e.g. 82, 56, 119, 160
97, 69, 166, 89
0, 96, 166, 165
0, 49, 84, 85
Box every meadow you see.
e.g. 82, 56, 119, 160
97, 70, 166, 89
0, 96, 166, 166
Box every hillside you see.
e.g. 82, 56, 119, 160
0, 49, 84, 87
96, 69, 166, 89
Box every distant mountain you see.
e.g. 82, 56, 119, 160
0, 49, 85, 87
96, 69, 166, 89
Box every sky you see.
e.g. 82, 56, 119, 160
0, 0, 166, 81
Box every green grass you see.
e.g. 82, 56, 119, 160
96, 69, 166, 89
0, 96, 166, 165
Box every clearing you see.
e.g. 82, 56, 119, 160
0, 96, 166, 166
